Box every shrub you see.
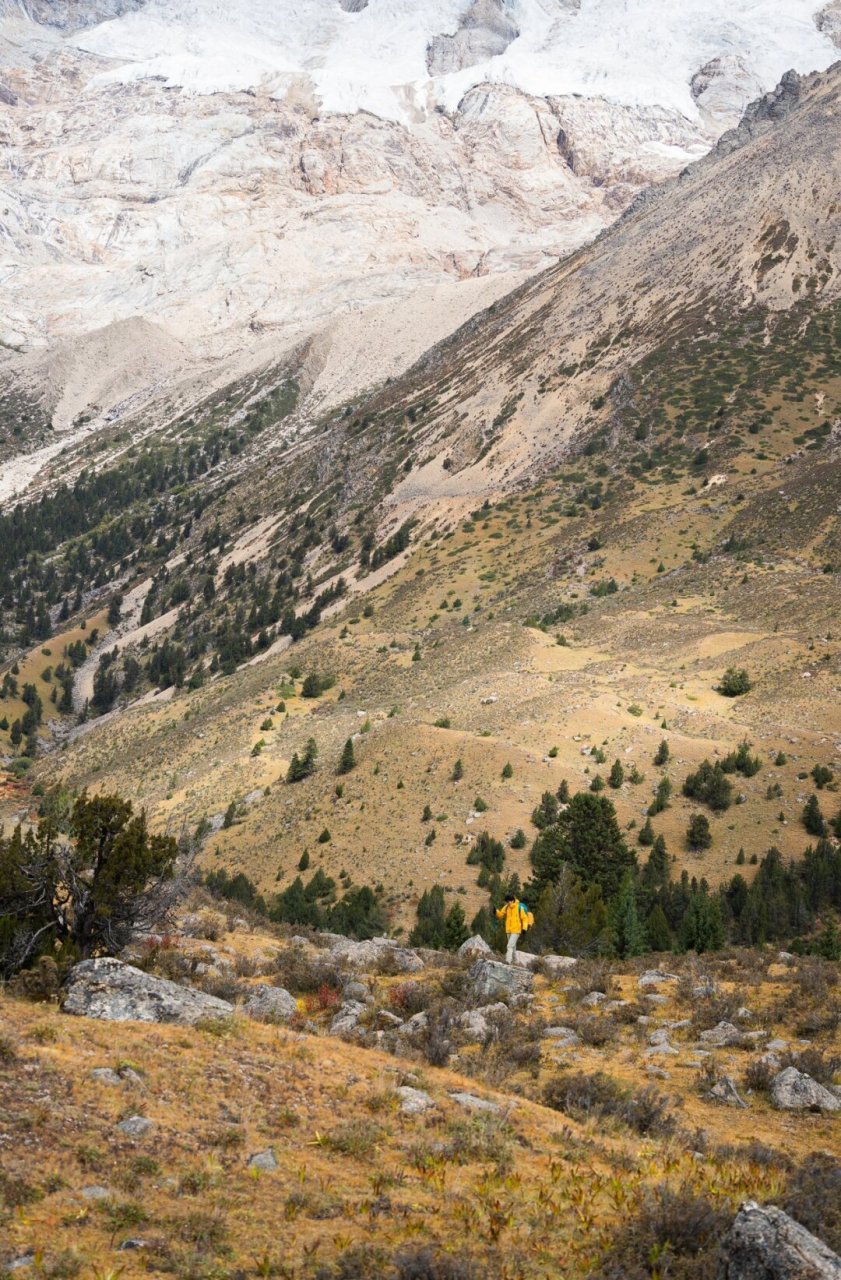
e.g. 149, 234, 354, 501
591, 1184, 730, 1280
783, 1154, 841, 1253
654, 740, 670, 766
717, 668, 752, 696
543, 1073, 673, 1136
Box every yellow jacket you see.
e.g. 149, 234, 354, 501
496, 899, 527, 935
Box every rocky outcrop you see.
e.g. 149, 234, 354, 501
469, 958, 533, 1002
770, 1067, 841, 1112
62, 958, 234, 1025
329, 936, 424, 975
242, 985, 298, 1022
427, 0, 519, 76
716, 1201, 841, 1279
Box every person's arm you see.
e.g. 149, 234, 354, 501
495, 905, 506, 920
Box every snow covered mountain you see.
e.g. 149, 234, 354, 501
1, 0, 839, 435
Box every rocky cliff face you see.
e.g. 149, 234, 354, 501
0, 0, 838, 440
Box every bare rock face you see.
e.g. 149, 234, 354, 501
816, 2, 841, 48
63, 957, 234, 1024
716, 1201, 841, 1279
338, 0, 368, 11
427, 0, 519, 76
770, 1067, 841, 1112
18, 0, 149, 30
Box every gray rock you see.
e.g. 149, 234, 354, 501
248, 1149, 277, 1172
342, 980, 372, 1003
708, 1075, 749, 1108
581, 990, 606, 1007
693, 981, 717, 998
329, 1000, 368, 1036
396, 1010, 429, 1039
770, 1067, 841, 1113
736, 1007, 753, 1021
377, 1010, 404, 1029
544, 1025, 580, 1046
396, 1086, 434, 1115
458, 934, 493, 959
90, 1068, 123, 1085
716, 1200, 841, 1279
458, 1002, 509, 1042
243, 984, 297, 1022
469, 958, 533, 1002
511, 951, 540, 971
645, 1041, 679, 1057
645, 993, 669, 1006
330, 936, 424, 974
700, 1021, 745, 1048
80, 1185, 111, 1200
540, 954, 578, 979
116, 1115, 153, 1138
639, 969, 679, 988
117, 1239, 148, 1252
767, 1038, 788, 1052
64, 958, 234, 1025
7, 1256, 35, 1272
448, 1091, 501, 1115
649, 1027, 674, 1046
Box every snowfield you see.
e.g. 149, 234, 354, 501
75, 0, 838, 123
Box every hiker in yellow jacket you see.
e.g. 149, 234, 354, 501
496, 893, 530, 964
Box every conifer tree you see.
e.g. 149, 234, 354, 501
337, 737, 356, 775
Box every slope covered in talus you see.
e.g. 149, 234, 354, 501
0, 0, 838, 467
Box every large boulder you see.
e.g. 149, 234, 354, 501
540, 954, 578, 979
770, 1067, 841, 1113
469, 958, 533, 1003
458, 934, 493, 960
700, 1021, 746, 1048
63, 958, 234, 1025
242, 985, 297, 1022
329, 936, 424, 975
716, 1201, 841, 1279
458, 1002, 509, 1043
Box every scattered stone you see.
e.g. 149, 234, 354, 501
243, 984, 297, 1022
448, 1091, 501, 1115
396, 1011, 429, 1039
342, 980, 372, 1003
648, 1027, 673, 1046
116, 1115, 153, 1138
80, 1186, 111, 1201
458, 934, 493, 959
736, 1007, 753, 1021
396, 1086, 434, 1115
329, 1000, 368, 1036
377, 1010, 404, 1029
770, 1067, 841, 1113
117, 1240, 148, 1252
645, 1041, 679, 1057
458, 1003, 504, 1044
543, 1025, 580, 1045
511, 951, 540, 971
63, 958, 234, 1025
90, 1068, 123, 1086
708, 1075, 749, 1108
767, 1038, 788, 1052
716, 1200, 841, 1279
639, 969, 679, 988
248, 1149, 277, 1172
693, 981, 717, 998
7, 1256, 35, 1272
469, 958, 533, 1002
581, 990, 606, 1007
644, 993, 669, 1006
700, 1021, 745, 1048
540, 955, 578, 978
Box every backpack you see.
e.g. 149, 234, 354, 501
520, 903, 534, 931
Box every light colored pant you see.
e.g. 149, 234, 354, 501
505, 932, 520, 963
